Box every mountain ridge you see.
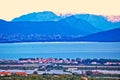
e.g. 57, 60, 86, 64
11, 11, 120, 31
0, 11, 120, 42
0, 17, 101, 43
78, 28, 120, 42
12, 11, 63, 22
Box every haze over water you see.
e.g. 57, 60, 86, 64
0, 42, 120, 60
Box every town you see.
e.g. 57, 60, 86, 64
0, 58, 120, 80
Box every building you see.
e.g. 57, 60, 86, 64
0, 71, 11, 76
14, 72, 27, 76
67, 67, 78, 71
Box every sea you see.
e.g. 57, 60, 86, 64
0, 42, 120, 60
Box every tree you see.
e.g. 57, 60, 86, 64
33, 71, 38, 74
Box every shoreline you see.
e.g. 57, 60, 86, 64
0, 41, 119, 44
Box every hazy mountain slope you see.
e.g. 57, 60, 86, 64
78, 28, 120, 42
0, 18, 101, 42
12, 11, 63, 22
12, 11, 120, 31
58, 16, 101, 35
74, 14, 120, 30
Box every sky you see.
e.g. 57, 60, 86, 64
0, 0, 120, 21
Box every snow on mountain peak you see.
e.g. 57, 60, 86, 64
106, 16, 120, 22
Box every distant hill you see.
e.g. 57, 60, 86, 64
78, 28, 120, 42
0, 18, 99, 36
58, 16, 100, 35
12, 11, 63, 22
0, 11, 120, 42
74, 14, 120, 30
11, 11, 120, 31
0, 18, 100, 42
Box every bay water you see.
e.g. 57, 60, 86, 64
0, 42, 120, 60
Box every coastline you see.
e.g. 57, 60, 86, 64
0, 41, 119, 45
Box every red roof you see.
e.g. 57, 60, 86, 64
0, 71, 11, 76
14, 72, 27, 76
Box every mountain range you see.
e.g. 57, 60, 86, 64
0, 11, 120, 42
12, 11, 63, 22
12, 11, 120, 31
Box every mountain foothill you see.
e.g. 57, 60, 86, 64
0, 11, 120, 42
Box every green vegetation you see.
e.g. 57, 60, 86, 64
0, 74, 119, 80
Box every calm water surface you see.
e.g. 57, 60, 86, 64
0, 42, 120, 59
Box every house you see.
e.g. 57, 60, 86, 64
67, 67, 78, 71
14, 72, 27, 76
0, 71, 11, 76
